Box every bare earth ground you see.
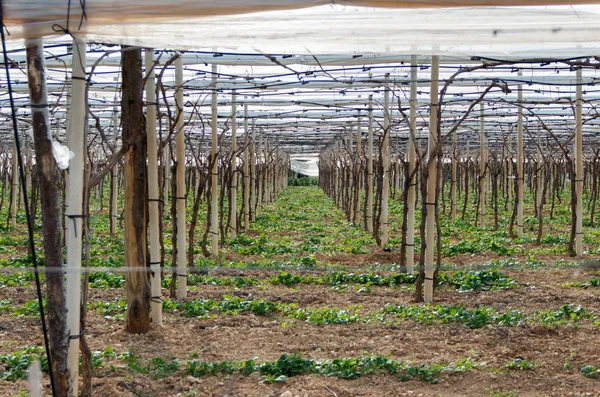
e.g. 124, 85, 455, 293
2, 250, 600, 396
2, 183, 600, 397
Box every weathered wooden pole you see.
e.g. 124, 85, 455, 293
243, 103, 250, 230
110, 77, 119, 236
367, 94, 374, 234
394, 157, 401, 199
507, 135, 513, 212
122, 47, 150, 334
145, 48, 162, 325
265, 141, 271, 204
381, 74, 391, 247
27, 38, 70, 396
517, 73, 524, 238
424, 56, 439, 304
230, 90, 238, 238
348, 128, 354, 221
175, 56, 188, 296
211, 64, 219, 257
65, 37, 86, 395
163, 140, 170, 216
24, 145, 31, 203
354, 110, 362, 225
334, 142, 340, 207
575, 67, 583, 256
536, 133, 543, 213
407, 57, 417, 273
451, 119, 457, 220
250, 122, 256, 222
479, 103, 486, 228
257, 135, 264, 214
10, 143, 17, 226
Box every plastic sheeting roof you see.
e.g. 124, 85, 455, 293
5, 2, 600, 58
4, 1, 600, 157
290, 158, 319, 176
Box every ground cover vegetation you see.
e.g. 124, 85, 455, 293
1, 176, 600, 396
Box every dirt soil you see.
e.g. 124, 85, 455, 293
2, 184, 600, 397
2, 256, 600, 397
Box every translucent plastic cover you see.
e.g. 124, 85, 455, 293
5, 2, 600, 58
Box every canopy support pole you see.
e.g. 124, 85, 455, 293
145, 48, 162, 325
230, 90, 237, 239
479, 103, 486, 228
507, 135, 513, 213
110, 77, 119, 236
66, 37, 86, 396
211, 64, 219, 258
10, 143, 17, 226
381, 73, 390, 247
367, 94, 373, 234
354, 110, 362, 225
517, 72, 524, 238
257, 134, 263, 214
451, 120, 457, 220
243, 103, 250, 230
576, 67, 583, 256
424, 56, 439, 304
175, 56, 187, 297
163, 141, 170, 217
250, 123, 256, 222
348, 128, 354, 222
407, 56, 417, 273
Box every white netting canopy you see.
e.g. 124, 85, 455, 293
3, 1, 600, 158
4, 1, 600, 58
290, 158, 320, 176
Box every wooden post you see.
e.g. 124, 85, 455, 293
65, 37, 86, 395
145, 48, 162, 325
354, 110, 362, 225
536, 133, 543, 213
257, 135, 263, 214
451, 119, 457, 220
122, 47, 150, 334
348, 128, 354, 221
110, 77, 119, 236
211, 64, 219, 257
175, 56, 188, 297
394, 157, 400, 199
407, 56, 417, 273
381, 74, 391, 247
10, 143, 17, 226
243, 103, 250, 230
265, 141, 270, 203
507, 135, 513, 212
479, 103, 486, 228
27, 38, 70, 395
24, 145, 31, 203
424, 56, 439, 304
163, 141, 170, 216
250, 123, 256, 222
517, 72, 524, 238
576, 67, 584, 256
230, 90, 238, 238
367, 94, 374, 233
335, 142, 341, 207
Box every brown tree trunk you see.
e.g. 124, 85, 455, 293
122, 47, 151, 334
26, 40, 71, 397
